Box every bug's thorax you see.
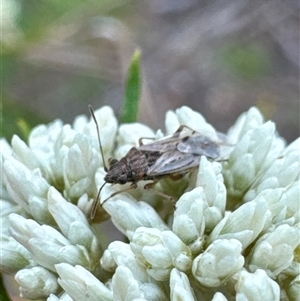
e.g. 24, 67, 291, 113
104, 147, 150, 184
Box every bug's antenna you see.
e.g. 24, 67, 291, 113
90, 181, 107, 219
89, 105, 108, 172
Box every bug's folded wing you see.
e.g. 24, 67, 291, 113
147, 150, 200, 176
138, 128, 196, 153
177, 134, 234, 160
138, 134, 182, 153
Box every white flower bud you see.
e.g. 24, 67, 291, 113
77, 193, 91, 215
0, 235, 33, 274
170, 268, 196, 301
130, 227, 192, 281
252, 188, 286, 225
101, 248, 118, 272
73, 112, 89, 132
211, 292, 228, 301
196, 157, 226, 231
67, 221, 101, 261
11, 135, 40, 170
285, 179, 300, 223
8, 214, 91, 272
287, 275, 300, 301
235, 269, 280, 301
208, 199, 270, 250
100, 186, 168, 239
165, 110, 181, 134
112, 266, 146, 301
56, 263, 113, 301
172, 187, 205, 254
112, 266, 168, 301
15, 266, 59, 299
30, 122, 72, 180
244, 143, 299, 201
48, 187, 88, 229
226, 107, 264, 142
85, 106, 118, 156
102, 241, 151, 283
115, 123, 155, 159
9, 213, 69, 248
192, 239, 244, 287
29, 120, 64, 152
224, 120, 284, 200
21, 120, 66, 181
248, 224, 300, 277
103, 243, 167, 300
139, 283, 168, 301
29, 195, 54, 221
74, 106, 117, 141
1, 198, 23, 234
63, 134, 101, 199
47, 187, 101, 261
48, 292, 74, 301
0, 138, 13, 157
29, 239, 91, 272
252, 179, 299, 227
165, 106, 217, 138
3, 157, 53, 224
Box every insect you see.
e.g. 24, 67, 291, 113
89, 105, 233, 219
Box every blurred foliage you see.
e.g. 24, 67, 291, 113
120, 49, 142, 123
0, 274, 11, 301
2, 52, 18, 86
16, 118, 32, 140
220, 44, 272, 79
12, 0, 125, 40
1, 96, 48, 143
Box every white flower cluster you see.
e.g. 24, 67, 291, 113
1, 106, 299, 301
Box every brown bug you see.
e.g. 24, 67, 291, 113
89, 106, 233, 218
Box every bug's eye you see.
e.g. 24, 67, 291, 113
118, 174, 127, 184
109, 158, 118, 165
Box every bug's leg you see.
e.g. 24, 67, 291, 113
143, 182, 176, 207
90, 197, 100, 220
175, 124, 196, 134
138, 137, 156, 146
169, 173, 184, 181
170, 168, 198, 182
101, 183, 137, 205
90, 181, 107, 219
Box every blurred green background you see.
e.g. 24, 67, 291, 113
2, 0, 299, 143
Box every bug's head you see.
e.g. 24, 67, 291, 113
104, 158, 128, 185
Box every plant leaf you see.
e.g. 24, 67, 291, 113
120, 49, 142, 123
